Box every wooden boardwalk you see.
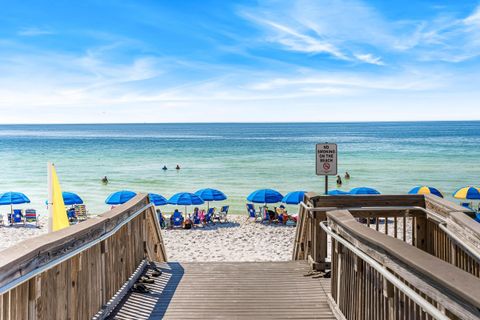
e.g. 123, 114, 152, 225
109, 261, 335, 319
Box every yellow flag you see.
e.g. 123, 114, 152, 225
50, 163, 70, 232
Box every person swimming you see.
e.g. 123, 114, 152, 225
336, 175, 342, 186
102, 176, 108, 184
176, 164, 181, 170
345, 171, 350, 179
162, 165, 167, 171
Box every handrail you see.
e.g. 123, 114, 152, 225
0, 203, 154, 295
320, 221, 449, 320
300, 201, 480, 262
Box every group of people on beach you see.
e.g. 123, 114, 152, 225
336, 171, 351, 186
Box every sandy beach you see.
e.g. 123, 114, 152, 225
0, 214, 416, 258
163, 215, 296, 262
0, 215, 297, 261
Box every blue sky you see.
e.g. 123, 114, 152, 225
0, 0, 480, 123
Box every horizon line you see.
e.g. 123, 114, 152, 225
0, 119, 479, 126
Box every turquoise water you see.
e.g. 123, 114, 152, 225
0, 122, 479, 215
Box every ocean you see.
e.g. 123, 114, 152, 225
0, 122, 479, 215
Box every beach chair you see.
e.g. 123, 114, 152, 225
75, 204, 88, 221
25, 209, 39, 226
204, 208, 215, 224
246, 203, 259, 221
192, 211, 201, 226
171, 211, 184, 228
67, 208, 77, 224
11, 209, 24, 225
216, 205, 229, 223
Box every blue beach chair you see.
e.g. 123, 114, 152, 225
67, 208, 77, 223
216, 205, 229, 223
170, 210, 184, 228
192, 208, 201, 225
204, 208, 215, 224
246, 204, 261, 221
11, 209, 24, 225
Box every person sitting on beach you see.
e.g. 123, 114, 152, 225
345, 171, 350, 179
102, 176, 108, 184
162, 165, 168, 171
192, 207, 201, 225
176, 164, 181, 170
336, 175, 342, 186
184, 214, 193, 229
276, 205, 289, 224
156, 209, 166, 229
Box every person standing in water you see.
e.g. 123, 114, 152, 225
102, 176, 108, 184
336, 175, 342, 186
176, 164, 181, 170
345, 171, 350, 179
162, 165, 168, 171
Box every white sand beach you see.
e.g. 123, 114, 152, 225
163, 215, 296, 262
0, 214, 415, 260
0, 215, 297, 261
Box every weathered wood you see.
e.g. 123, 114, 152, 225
328, 209, 480, 320
110, 261, 336, 320
0, 194, 166, 320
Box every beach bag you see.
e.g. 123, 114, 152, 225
184, 219, 192, 229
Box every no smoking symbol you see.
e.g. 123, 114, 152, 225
323, 162, 330, 171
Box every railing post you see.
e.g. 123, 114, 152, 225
415, 215, 427, 250
311, 211, 328, 271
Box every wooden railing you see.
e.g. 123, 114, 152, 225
0, 194, 166, 320
326, 210, 480, 320
293, 194, 480, 274
293, 193, 480, 319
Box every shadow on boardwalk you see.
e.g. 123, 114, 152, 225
109, 262, 184, 319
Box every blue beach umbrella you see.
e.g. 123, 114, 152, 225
0, 192, 31, 205
149, 193, 167, 206
0, 192, 31, 214
282, 191, 306, 205
349, 187, 381, 195
195, 188, 227, 201
62, 192, 84, 205
105, 190, 137, 205
453, 186, 480, 200
45, 191, 83, 206
408, 186, 443, 198
195, 188, 227, 211
168, 192, 204, 215
247, 189, 284, 204
328, 189, 350, 195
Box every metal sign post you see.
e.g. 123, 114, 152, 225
316, 143, 338, 195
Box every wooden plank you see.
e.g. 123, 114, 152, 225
110, 261, 336, 319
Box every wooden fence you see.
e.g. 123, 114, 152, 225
0, 194, 166, 320
327, 209, 480, 320
293, 194, 480, 275
293, 193, 480, 319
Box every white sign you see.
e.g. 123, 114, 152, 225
316, 143, 337, 176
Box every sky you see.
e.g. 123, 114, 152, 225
0, 0, 480, 123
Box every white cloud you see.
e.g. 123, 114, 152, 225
353, 53, 384, 65
239, 12, 348, 59
18, 27, 54, 36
